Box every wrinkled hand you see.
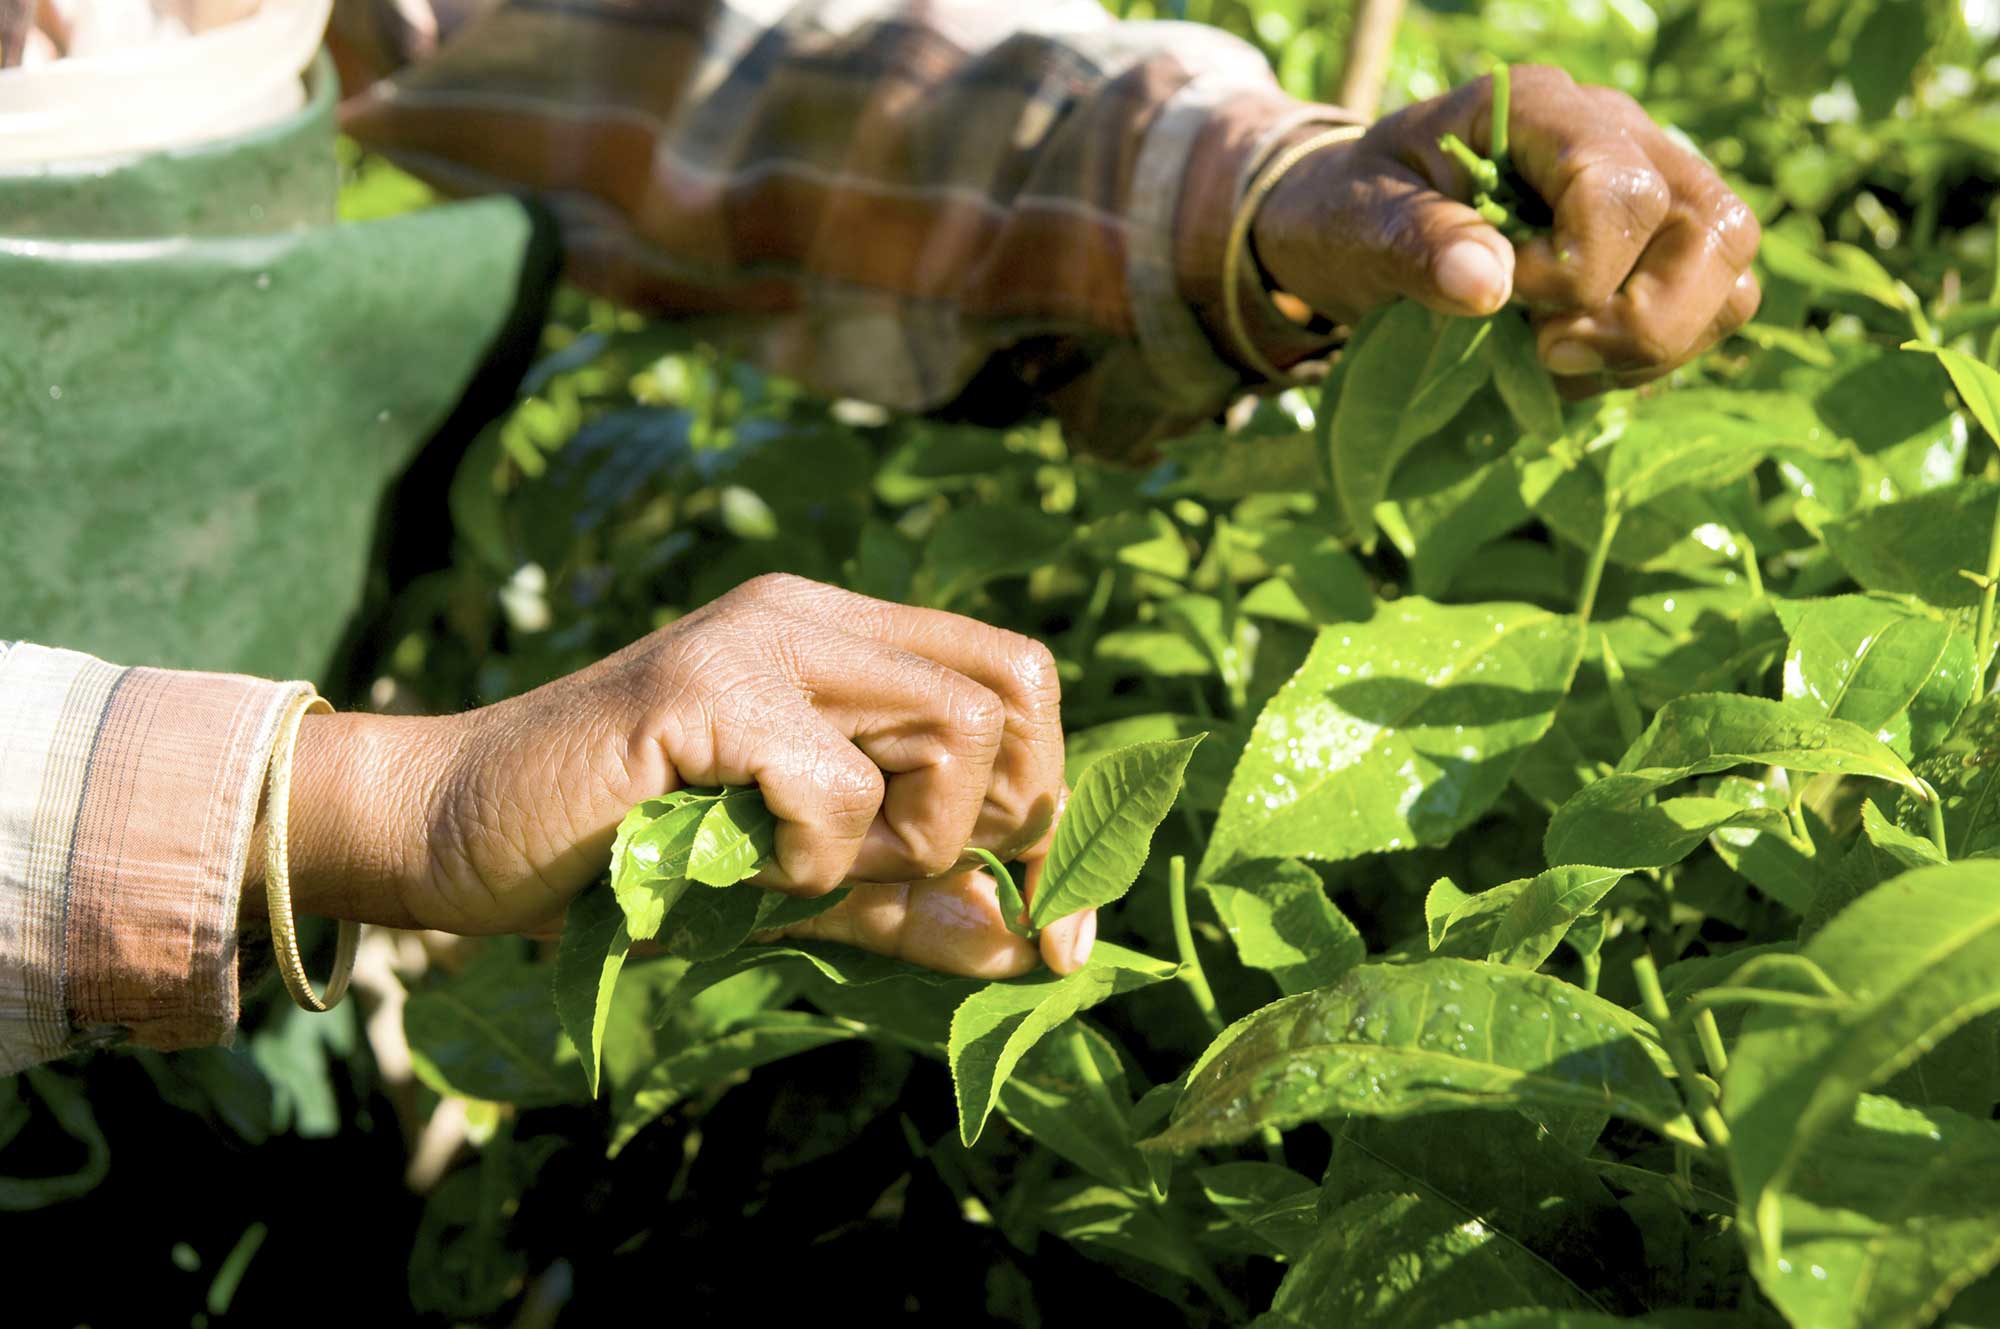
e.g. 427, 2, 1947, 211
1253, 65, 1761, 392
278, 574, 1089, 976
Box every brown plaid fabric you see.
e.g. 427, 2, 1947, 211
332, 0, 1353, 456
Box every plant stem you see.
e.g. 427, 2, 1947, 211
1490, 61, 1512, 165
1694, 1009, 1730, 1077
1739, 532, 1765, 600
971, 848, 1035, 939
1577, 508, 1622, 625
1633, 953, 1732, 1150
1976, 497, 2000, 695
1921, 778, 1951, 859
1168, 855, 1225, 1036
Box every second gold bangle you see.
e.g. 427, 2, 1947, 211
264, 690, 357, 1013
1221, 123, 1368, 386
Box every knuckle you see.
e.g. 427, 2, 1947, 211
953, 685, 1008, 751
902, 830, 963, 880
740, 571, 816, 606
1004, 636, 1062, 709
1606, 163, 1672, 233
1710, 197, 1762, 269
819, 751, 886, 825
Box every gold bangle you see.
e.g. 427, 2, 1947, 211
1221, 123, 1368, 386
264, 690, 356, 1012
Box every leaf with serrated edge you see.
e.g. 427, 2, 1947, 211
1203, 600, 1583, 879
1430, 866, 1628, 970
1271, 1192, 1591, 1327
1202, 858, 1364, 996
1143, 958, 1692, 1154
1547, 781, 1788, 869
553, 883, 629, 1097
1029, 737, 1201, 928
609, 795, 712, 939
1329, 303, 1489, 549
948, 942, 1177, 1146
1905, 341, 2000, 448
686, 788, 776, 887
1782, 594, 1976, 761
1756, 1094, 2000, 1329
406, 947, 587, 1108
1724, 861, 2000, 1251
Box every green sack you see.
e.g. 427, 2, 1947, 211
0, 51, 545, 683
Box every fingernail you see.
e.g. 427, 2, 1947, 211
1435, 241, 1507, 313
1068, 912, 1097, 970
1545, 340, 1603, 375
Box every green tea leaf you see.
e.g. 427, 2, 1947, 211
1905, 342, 2000, 449
552, 883, 630, 1097
1030, 737, 1202, 928
1204, 601, 1583, 879
1759, 230, 1908, 309
948, 942, 1177, 1146
1756, 1094, 2000, 1329
655, 877, 769, 962
1195, 1161, 1319, 1261
1550, 694, 1923, 867
1823, 481, 2000, 609
406, 945, 587, 1108
1428, 866, 1629, 970
608, 1011, 862, 1156
1155, 427, 1322, 499
1615, 692, 1926, 793
1202, 858, 1365, 996
1804, 799, 1946, 938
1038, 1177, 1231, 1302
1064, 712, 1241, 811
995, 1020, 1152, 1193
1486, 308, 1564, 440
1325, 1111, 1627, 1297
1725, 861, 2000, 1239
609, 793, 711, 939
687, 788, 777, 887
1602, 393, 1830, 512
1782, 594, 1977, 760
1328, 303, 1492, 550
1547, 781, 1789, 869
1143, 958, 1692, 1153
921, 502, 1072, 606
1271, 1192, 1591, 1326
1708, 775, 1824, 913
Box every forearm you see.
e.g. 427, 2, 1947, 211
335, 0, 1349, 455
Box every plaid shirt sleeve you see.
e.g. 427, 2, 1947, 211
329, 0, 1356, 457
0, 642, 311, 1073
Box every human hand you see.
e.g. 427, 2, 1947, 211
272, 574, 1089, 976
1251, 65, 1761, 393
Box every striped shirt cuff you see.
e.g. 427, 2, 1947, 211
0, 643, 311, 1073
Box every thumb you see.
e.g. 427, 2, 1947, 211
1258, 154, 1515, 323
1363, 171, 1516, 317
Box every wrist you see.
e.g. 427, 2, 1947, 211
1174, 96, 1358, 380
244, 709, 462, 929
